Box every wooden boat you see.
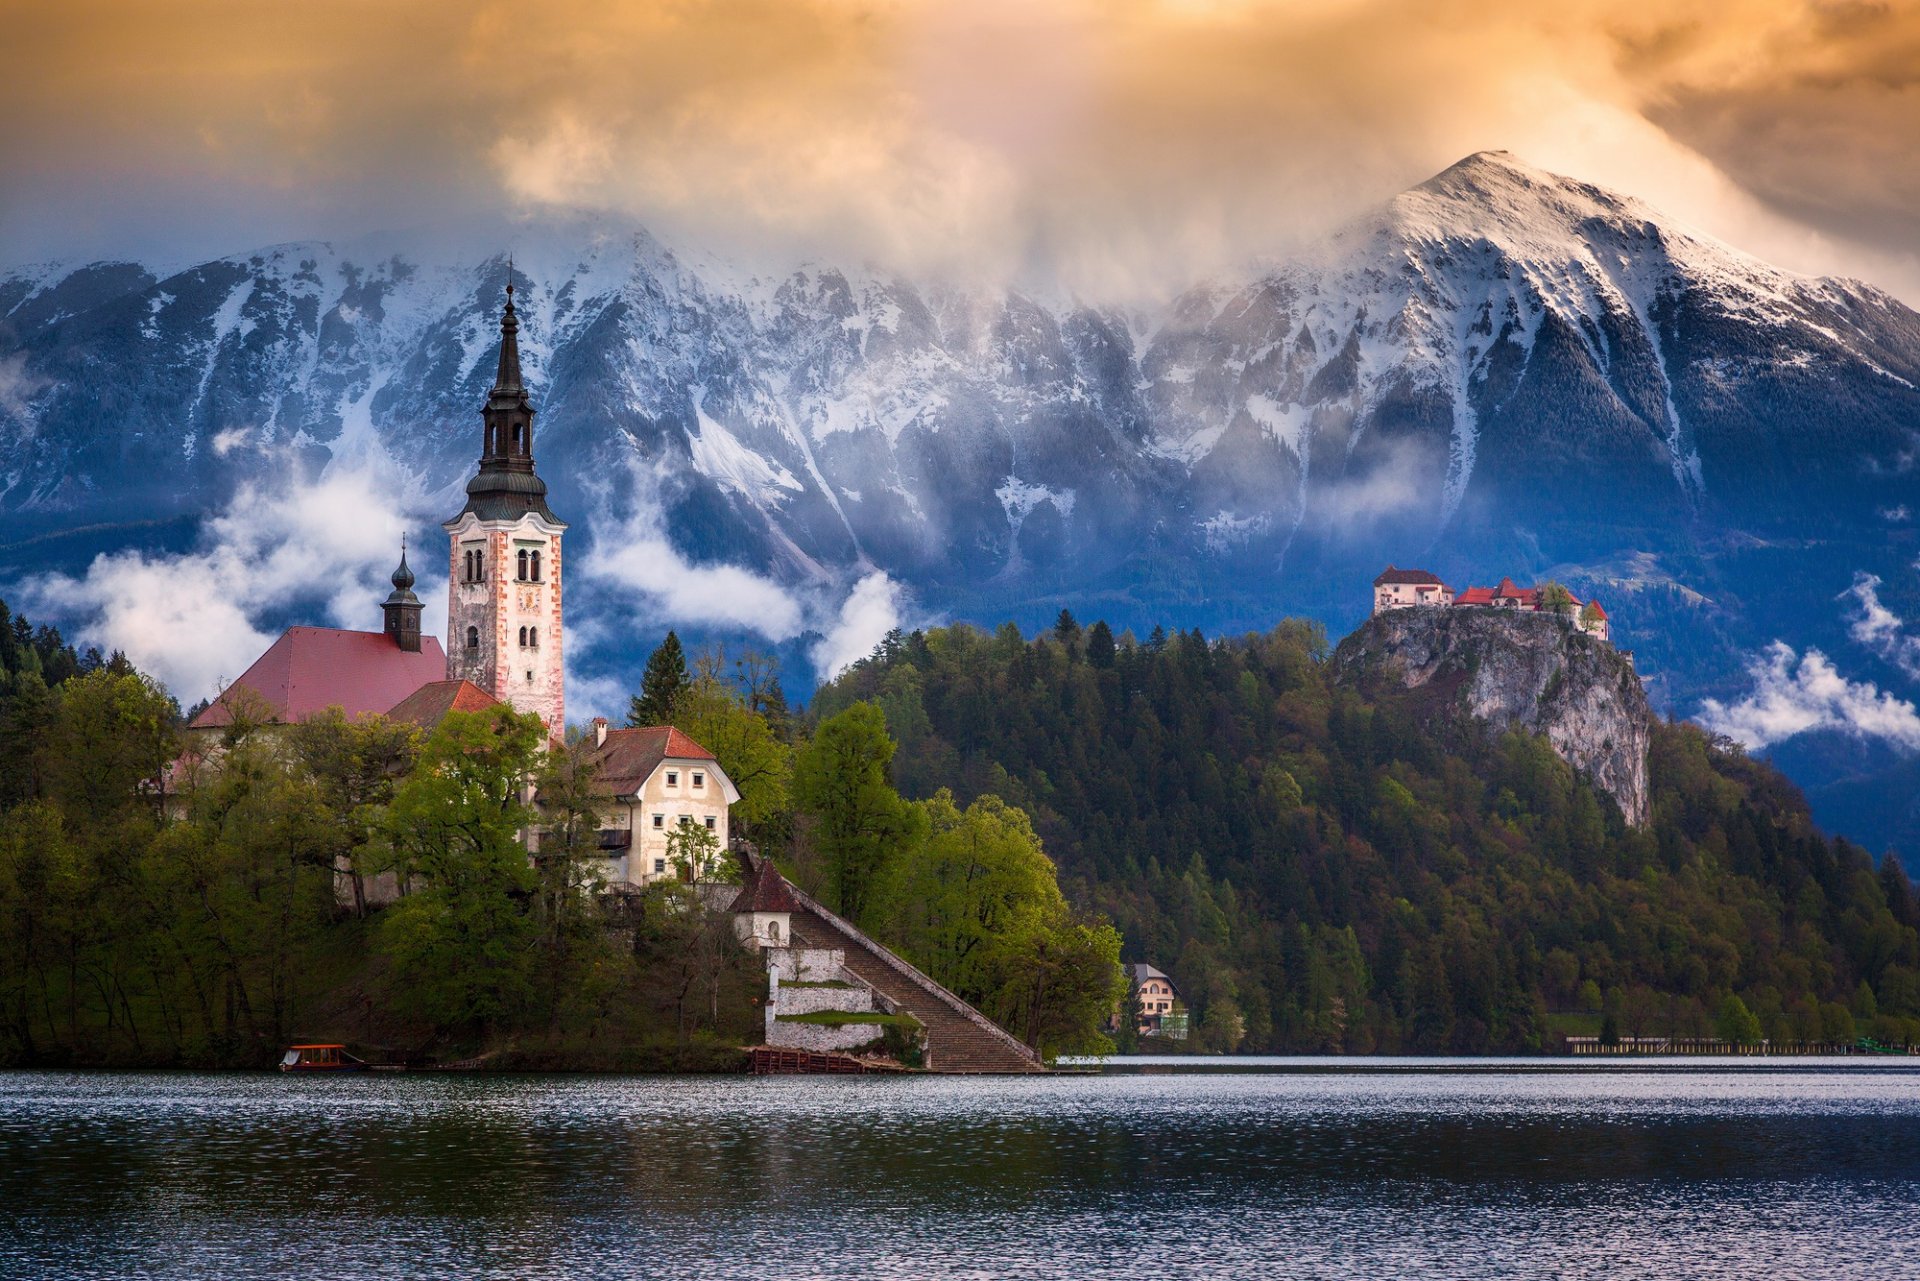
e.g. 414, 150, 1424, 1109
279, 1043, 369, 1072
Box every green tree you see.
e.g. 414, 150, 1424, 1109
1085, 620, 1116, 669
44, 667, 179, 823
894, 789, 1064, 1001
672, 671, 792, 839
1538, 582, 1577, 616
529, 735, 620, 1028
1716, 993, 1763, 1044
792, 702, 925, 926
628, 632, 689, 727
378, 706, 547, 1037
666, 817, 728, 883
287, 710, 421, 916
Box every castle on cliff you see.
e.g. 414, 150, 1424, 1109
1372, 566, 1611, 644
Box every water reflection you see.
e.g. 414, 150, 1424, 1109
3, 1068, 1918, 1278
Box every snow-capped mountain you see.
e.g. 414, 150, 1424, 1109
4, 151, 1919, 737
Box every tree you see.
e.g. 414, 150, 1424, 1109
1716, 993, 1763, 1045
378, 706, 547, 1037
43, 667, 179, 823
894, 789, 1064, 1001
529, 735, 619, 1027
1085, 620, 1116, 669
792, 702, 925, 926
628, 632, 689, 727
672, 671, 792, 841
1538, 582, 1577, 616
287, 710, 422, 917
666, 818, 728, 883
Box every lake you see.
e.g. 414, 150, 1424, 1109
4, 1061, 1918, 1279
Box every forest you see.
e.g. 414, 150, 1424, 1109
1, 593, 1915, 1067
812, 614, 1920, 1053
0, 601, 1118, 1068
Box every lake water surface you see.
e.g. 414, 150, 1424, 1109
4, 1061, 1918, 1279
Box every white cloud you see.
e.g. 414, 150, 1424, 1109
584, 523, 807, 641
810, 571, 905, 679
18, 465, 435, 704
1844, 572, 1920, 682
0, 353, 49, 431
1697, 642, 1920, 752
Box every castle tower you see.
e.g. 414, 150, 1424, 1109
444, 282, 566, 733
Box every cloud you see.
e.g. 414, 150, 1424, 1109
0, 353, 49, 432
2, 2, 1918, 302
580, 482, 809, 641
18, 465, 432, 704
810, 572, 907, 679
574, 458, 922, 681
1697, 642, 1920, 752
1845, 572, 1920, 682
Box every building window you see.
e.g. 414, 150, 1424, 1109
653, 858, 665, 875
666, 770, 678, 787
652, 814, 664, 829
528, 626, 538, 648
679, 814, 693, 826
466, 626, 479, 650
692, 771, 704, 788
517, 549, 529, 581
530, 549, 542, 581
704, 815, 716, 831
769, 921, 781, 941
518, 626, 527, 647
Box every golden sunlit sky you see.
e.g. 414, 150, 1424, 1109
4, 0, 1918, 300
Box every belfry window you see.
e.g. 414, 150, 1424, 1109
518, 626, 527, 647
528, 626, 538, 649
517, 549, 528, 581
466, 626, 479, 650
530, 550, 542, 581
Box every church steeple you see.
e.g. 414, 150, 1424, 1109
381, 536, 423, 653
444, 267, 567, 737
461, 277, 556, 522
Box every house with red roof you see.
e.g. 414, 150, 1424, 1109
561, 719, 742, 888
1372, 565, 1454, 613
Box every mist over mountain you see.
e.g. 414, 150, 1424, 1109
4, 152, 1918, 854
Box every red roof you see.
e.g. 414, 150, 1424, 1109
1374, 565, 1446, 587
1455, 587, 1496, 606
728, 859, 801, 914
385, 679, 499, 730
1583, 599, 1609, 620
189, 628, 448, 730
584, 726, 720, 796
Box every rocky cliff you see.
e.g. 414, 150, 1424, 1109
1333, 608, 1652, 828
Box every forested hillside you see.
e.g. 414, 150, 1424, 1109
813, 616, 1920, 1053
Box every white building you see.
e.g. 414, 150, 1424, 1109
1372, 566, 1454, 613
572, 721, 740, 887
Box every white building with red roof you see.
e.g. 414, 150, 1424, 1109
1372, 565, 1454, 613
1372, 566, 1612, 643
567, 720, 741, 888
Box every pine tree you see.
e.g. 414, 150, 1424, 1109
1085, 620, 1116, 669
628, 632, 689, 727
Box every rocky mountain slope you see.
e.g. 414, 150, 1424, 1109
1334, 608, 1653, 827
2, 151, 1918, 853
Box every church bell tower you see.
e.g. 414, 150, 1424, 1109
444, 281, 566, 734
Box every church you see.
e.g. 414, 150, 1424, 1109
188, 284, 568, 740
182, 285, 740, 893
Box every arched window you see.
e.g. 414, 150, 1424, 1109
466, 626, 479, 650
516, 549, 529, 581
530, 550, 542, 581
528, 626, 538, 649
512, 424, 523, 449
517, 626, 527, 647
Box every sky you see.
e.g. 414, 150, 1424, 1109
3, 0, 1919, 302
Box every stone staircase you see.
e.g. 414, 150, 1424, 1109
788, 907, 1044, 1074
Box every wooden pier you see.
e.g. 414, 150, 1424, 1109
748, 1046, 905, 1075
